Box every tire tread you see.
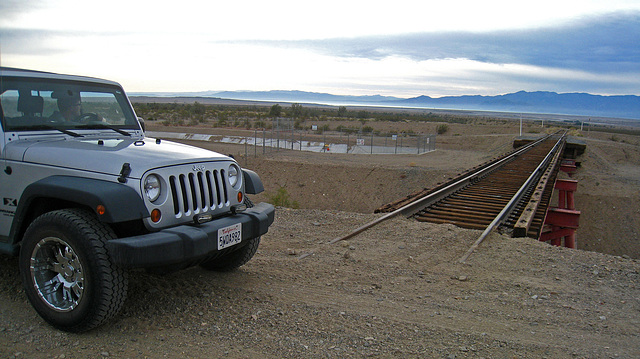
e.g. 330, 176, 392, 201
20, 208, 128, 332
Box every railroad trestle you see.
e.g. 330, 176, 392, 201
376, 131, 583, 250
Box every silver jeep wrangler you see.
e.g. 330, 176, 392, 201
0, 67, 275, 332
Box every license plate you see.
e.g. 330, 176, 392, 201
218, 223, 242, 250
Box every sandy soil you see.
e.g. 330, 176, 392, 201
1, 119, 639, 358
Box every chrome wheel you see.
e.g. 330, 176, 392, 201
30, 236, 85, 312
20, 209, 128, 332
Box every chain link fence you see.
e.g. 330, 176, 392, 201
241, 128, 436, 157
147, 118, 437, 157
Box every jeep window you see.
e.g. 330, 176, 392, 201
0, 77, 139, 132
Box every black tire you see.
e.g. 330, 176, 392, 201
19, 209, 128, 332
199, 237, 261, 272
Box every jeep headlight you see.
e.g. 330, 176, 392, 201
144, 174, 161, 202
228, 164, 240, 188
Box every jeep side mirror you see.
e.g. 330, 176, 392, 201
138, 117, 146, 132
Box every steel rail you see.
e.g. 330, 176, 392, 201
512, 141, 564, 237
458, 132, 567, 263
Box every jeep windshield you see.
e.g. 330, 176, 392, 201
0, 77, 140, 134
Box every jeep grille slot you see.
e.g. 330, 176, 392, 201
168, 170, 227, 217
197, 172, 207, 208
207, 170, 222, 206
182, 175, 191, 212
188, 173, 198, 211
220, 169, 229, 204
169, 177, 180, 214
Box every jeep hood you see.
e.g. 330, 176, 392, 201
7, 137, 231, 179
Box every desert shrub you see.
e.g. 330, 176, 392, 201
216, 117, 227, 127
315, 124, 330, 134
362, 125, 374, 133
269, 104, 282, 118
436, 124, 449, 134
266, 187, 299, 208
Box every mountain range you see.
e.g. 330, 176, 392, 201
131, 90, 640, 120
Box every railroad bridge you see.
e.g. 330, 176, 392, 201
376, 132, 586, 250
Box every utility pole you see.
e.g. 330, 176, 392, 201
519, 113, 522, 136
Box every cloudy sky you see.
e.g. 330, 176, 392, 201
1, 0, 639, 98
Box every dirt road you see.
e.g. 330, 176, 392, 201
2, 209, 639, 358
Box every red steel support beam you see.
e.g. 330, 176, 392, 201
555, 179, 578, 191
560, 162, 577, 177
540, 178, 580, 249
545, 207, 581, 228
540, 227, 577, 248
540, 227, 575, 242
555, 179, 578, 210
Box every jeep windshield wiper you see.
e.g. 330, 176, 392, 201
77, 124, 132, 136
11, 125, 84, 138
49, 126, 84, 137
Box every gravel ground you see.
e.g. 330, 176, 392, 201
2, 209, 640, 358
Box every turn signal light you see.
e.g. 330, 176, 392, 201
150, 209, 162, 223
237, 192, 243, 203
96, 205, 106, 216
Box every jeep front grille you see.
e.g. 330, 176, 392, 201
168, 169, 228, 216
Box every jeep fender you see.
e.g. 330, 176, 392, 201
10, 176, 149, 241
242, 169, 264, 194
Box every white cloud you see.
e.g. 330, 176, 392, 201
2, 0, 640, 96
6, 0, 639, 39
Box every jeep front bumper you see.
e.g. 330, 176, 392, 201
106, 202, 275, 268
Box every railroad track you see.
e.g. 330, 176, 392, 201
413, 135, 562, 238
317, 132, 568, 262
376, 132, 565, 233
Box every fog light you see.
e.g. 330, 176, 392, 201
150, 209, 161, 223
